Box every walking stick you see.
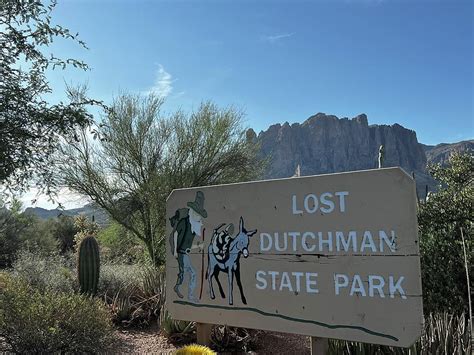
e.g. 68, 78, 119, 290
199, 228, 206, 299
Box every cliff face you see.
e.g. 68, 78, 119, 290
258, 113, 427, 180
422, 140, 474, 166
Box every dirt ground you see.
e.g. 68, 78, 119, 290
113, 324, 311, 354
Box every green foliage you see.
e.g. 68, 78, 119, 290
98, 263, 143, 296
12, 249, 76, 293
421, 313, 471, 354
51, 215, 79, 253
0, 0, 101, 196
327, 313, 471, 354
419, 152, 473, 231
0, 199, 58, 267
164, 101, 263, 188
0, 200, 25, 267
418, 152, 473, 313
77, 236, 100, 295
99, 264, 165, 326
17, 216, 59, 255
160, 309, 196, 342
211, 326, 262, 353
73, 214, 100, 248
97, 222, 147, 263
0, 275, 114, 353
61, 94, 263, 265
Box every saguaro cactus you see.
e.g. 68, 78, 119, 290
378, 144, 385, 169
78, 236, 100, 295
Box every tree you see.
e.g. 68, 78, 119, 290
0, 199, 26, 267
60, 94, 262, 265
0, 0, 100, 196
50, 215, 78, 253
97, 222, 146, 263
418, 152, 473, 314
0, 198, 58, 267
17, 216, 58, 254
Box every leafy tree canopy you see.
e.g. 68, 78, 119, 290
60, 94, 263, 265
0, 0, 100, 197
418, 152, 473, 233
418, 152, 473, 314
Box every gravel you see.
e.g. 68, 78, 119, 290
112, 325, 311, 354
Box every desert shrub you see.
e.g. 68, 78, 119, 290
418, 152, 473, 314
0, 200, 24, 268
0, 271, 10, 288
161, 309, 196, 342
73, 214, 100, 250
11, 249, 76, 293
161, 317, 261, 352
328, 313, 471, 354
99, 263, 166, 326
420, 230, 469, 314
421, 313, 471, 354
51, 215, 79, 253
0, 276, 114, 353
328, 339, 416, 355
97, 222, 147, 263
211, 325, 262, 353
18, 218, 59, 255
0, 199, 57, 268
98, 263, 143, 296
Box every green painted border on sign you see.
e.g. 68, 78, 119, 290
174, 300, 399, 342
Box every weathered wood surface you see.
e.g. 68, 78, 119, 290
196, 323, 212, 347
166, 168, 423, 347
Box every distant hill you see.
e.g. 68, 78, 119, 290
422, 140, 473, 166
24, 203, 109, 226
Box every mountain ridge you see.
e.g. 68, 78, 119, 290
26, 113, 472, 222
24, 203, 109, 226
255, 112, 472, 193
421, 140, 473, 165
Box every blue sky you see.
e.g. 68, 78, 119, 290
46, 0, 473, 146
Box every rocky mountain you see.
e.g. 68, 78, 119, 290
253, 112, 457, 191
26, 115, 471, 219
422, 140, 474, 165
24, 203, 109, 226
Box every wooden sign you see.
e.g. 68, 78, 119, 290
165, 167, 423, 347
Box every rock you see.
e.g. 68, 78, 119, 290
257, 113, 433, 191
422, 140, 473, 166
246, 128, 257, 143
353, 114, 368, 126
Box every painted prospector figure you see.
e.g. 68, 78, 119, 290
169, 191, 206, 301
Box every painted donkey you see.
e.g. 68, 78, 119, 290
206, 217, 257, 305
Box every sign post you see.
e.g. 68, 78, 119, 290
166, 168, 423, 348
311, 337, 328, 354
196, 323, 212, 347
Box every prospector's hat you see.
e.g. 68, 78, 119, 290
187, 191, 207, 218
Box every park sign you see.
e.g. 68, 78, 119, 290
165, 167, 423, 347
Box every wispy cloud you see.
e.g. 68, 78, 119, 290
148, 64, 174, 98
172, 91, 186, 99
261, 32, 295, 44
